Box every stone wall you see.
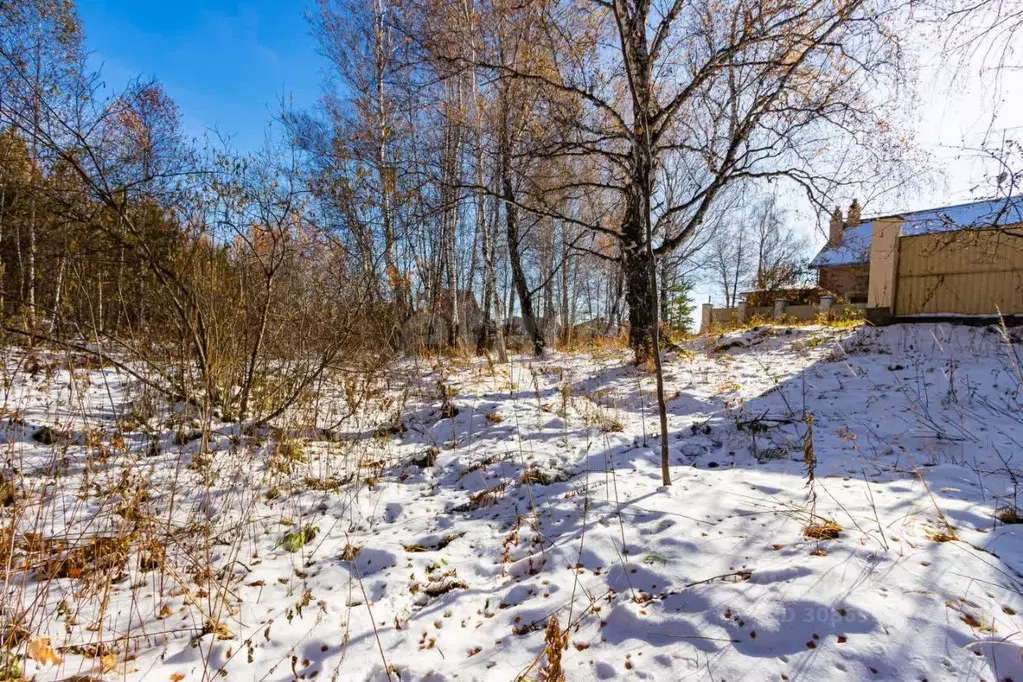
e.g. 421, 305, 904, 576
700, 298, 865, 333
818, 265, 869, 303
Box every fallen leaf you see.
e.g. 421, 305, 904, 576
28, 636, 63, 666
98, 652, 117, 673
171, 674, 185, 681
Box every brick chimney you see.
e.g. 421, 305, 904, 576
828, 206, 844, 247
847, 199, 861, 227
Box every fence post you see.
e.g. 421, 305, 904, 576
819, 295, 833, 321
773, 299, 787, 321
701, 303, 713, 334
737, 300, 747, 325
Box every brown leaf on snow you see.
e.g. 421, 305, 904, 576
961, 614, 982, 628
28, 636, 63, 666
97, 652, 117, 673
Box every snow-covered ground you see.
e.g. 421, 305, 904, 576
5, 323, 1023, 681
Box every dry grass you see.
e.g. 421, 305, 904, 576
538, 614, 568, 682
703, 311, 865, 338
916, 468, 959, 542
0, 343, 406, 681
996, 506, 1023, 524
521, 467, 572, 487
555, 327, 630, 355
803, 520, 842, 540
452, 483, 507, 512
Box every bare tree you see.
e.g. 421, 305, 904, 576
708, 218, 749, 309
750, 195, 808, 291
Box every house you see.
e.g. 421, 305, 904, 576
808, 199, 871, 303
809, 196, 1023, 324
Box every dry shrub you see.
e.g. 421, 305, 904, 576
744, 287, 828, 307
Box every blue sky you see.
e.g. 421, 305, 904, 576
78, 0, 325, 151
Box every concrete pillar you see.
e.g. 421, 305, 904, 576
774, 299, 787, 321
701, 303, 712, 334
737, 300, 748, 325
820, 295, 833, 320
867, 216, 904, 324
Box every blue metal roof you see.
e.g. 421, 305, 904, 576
809, 196, 1023, 268
809, 223, 872, 267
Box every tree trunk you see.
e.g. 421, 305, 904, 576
613, 0, 670, 483
478, 179, 507, 361
49, 239, 66, 336
623, 196, 656, 363
542, 224, 555, 339
464, 0, 500, 358
444, 196, 461, 349
97, 277, 103, 335
505, 262, 515, 334
605, 267, 623, 336
374, 0, 406, 318
27, 16, 42, 329
560, 226, 571, 344
0, 180, 6, 318
659, 258, 670, 323
16, 221, 24, 314
500, 121, 543, 356
445, 215, 460, 348
239, 273, 275, 421
441, 84, 464, 349
116, 244, 127, 332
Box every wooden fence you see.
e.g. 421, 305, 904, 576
895, 228, 1023, 316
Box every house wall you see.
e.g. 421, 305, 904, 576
895, 226, 1023, 316
818, 265, 870, 303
